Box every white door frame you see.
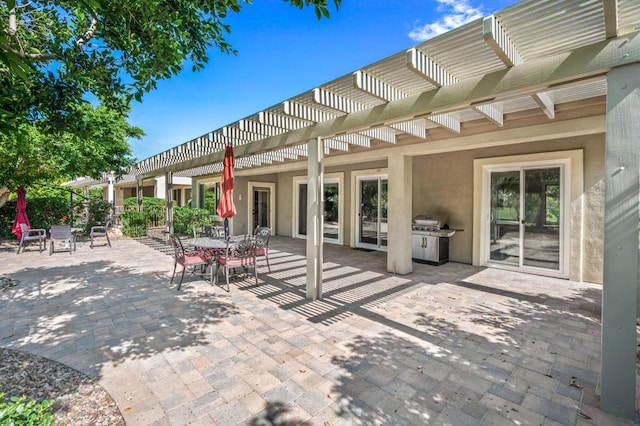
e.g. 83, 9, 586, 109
248, 182, 275, 235
293, 173, 344, 244
480, 159, 571, 279
353, 172, 388, 251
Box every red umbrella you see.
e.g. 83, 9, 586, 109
11, 186, 30, 240
217, 144, 237, 237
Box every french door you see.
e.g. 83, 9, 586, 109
296, 178, 341, 243
356, 175, 388, 250
252, 188, 270, 230
485, 164, 566, 275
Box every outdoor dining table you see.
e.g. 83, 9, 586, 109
187, 236, 228, 251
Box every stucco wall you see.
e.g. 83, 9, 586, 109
233, 174, 278, 236
275, 160, 386, 243
413, 133, 604, 283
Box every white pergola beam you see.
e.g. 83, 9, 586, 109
334, 133, 371, 148
427, 113, 461, 133
532, 92, 555, 119
360, 127, 397, 144
283, 101, 336, 123
473, 102, 504, 127
222, 126, 265, 143
136, 33, 640, 178
390, 119, 428, 139
239, 119, 288, 136
313, 88, 365, 113
483, 15, 523, 67
258, 111, 312, 130
324, 139, 350, 152
603, 0, 619, 39
353, 70, 405, 102
406, 48, 458, 87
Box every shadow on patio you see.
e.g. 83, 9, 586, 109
0, 260, 238, 378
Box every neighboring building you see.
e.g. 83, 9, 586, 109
65, 174, 193, 215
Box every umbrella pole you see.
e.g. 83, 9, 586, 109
224, 218, 229, 239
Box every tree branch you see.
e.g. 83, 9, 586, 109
0, 42, 58, 61
76, 18, 98, 47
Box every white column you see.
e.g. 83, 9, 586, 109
387, 152, 413, 274
107, 173, 115, 204
165, 172, 174, 237
191, 178, 198, 208
601, 63, 640, 420
136, 178, 144, 212
306, 139, 323, 300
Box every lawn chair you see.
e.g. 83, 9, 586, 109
169, 234, 212, 290
16, 223, 46, 254
254, 226, 272, 272
49, 225, 74, 255
90, 221, 112, 248
213, 235, 257, 292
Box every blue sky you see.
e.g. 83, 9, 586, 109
128, 0, 519, 161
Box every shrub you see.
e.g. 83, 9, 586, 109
122, 197, 165, 226
0, 393, 56, 426
173, 207, 211, 235
119, 211, 147, 237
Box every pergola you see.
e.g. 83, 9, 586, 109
67, 0, 640, 419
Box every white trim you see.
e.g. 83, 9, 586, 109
474, 149, 583, 280
248, 181, 276, 235
293, 173, 344, 244
352, 170, 389, 252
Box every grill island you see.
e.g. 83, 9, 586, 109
411, 215, 457, 265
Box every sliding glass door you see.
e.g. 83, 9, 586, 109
488, 165, 563, 273
296, 178, 341, 243
356, 175, 388, 250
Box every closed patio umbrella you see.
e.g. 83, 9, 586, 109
11, 186, 30, 240
217, 144, 237, 238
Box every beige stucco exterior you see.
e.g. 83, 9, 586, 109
205, 106, 607, 284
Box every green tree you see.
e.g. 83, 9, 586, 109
0, 0, 340, 202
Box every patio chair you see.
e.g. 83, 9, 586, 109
169, 234, 212, 290
90, 221, 111, 248
49, 225, 74, 255
193, 225, 224, 238
213, 235, 258, 292
17, 223, 46, 254
254, 226, 272, 272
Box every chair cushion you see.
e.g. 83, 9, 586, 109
218, 255, 254, 267
255, 247, 266, 256
181, 252, 208, 265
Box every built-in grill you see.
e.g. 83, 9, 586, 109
412, 215, 457, 265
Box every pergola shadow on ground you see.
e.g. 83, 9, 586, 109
229, 238, 615, 424
0, 236, 636, 425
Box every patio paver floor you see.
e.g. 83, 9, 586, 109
0, 235, 637, 425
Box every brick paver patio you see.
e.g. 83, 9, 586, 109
0, 234, 637, 425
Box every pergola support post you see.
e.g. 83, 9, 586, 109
306, 138, 323, 300
387, 152, 413, 274
601, 62, 640, 420
107, 172, 115, 205
165, 172, 174, 239
136, 179, 144, 213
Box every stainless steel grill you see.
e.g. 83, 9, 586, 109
412, 215, 456, 265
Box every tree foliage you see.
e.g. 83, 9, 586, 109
0, 0, 340, 196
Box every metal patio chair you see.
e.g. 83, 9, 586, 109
169, 234, 212, 290
253, 226, 272, 272
16, 223, 46, 254
213, 235, 258, 292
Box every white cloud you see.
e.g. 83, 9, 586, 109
408, 0, 485, 42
